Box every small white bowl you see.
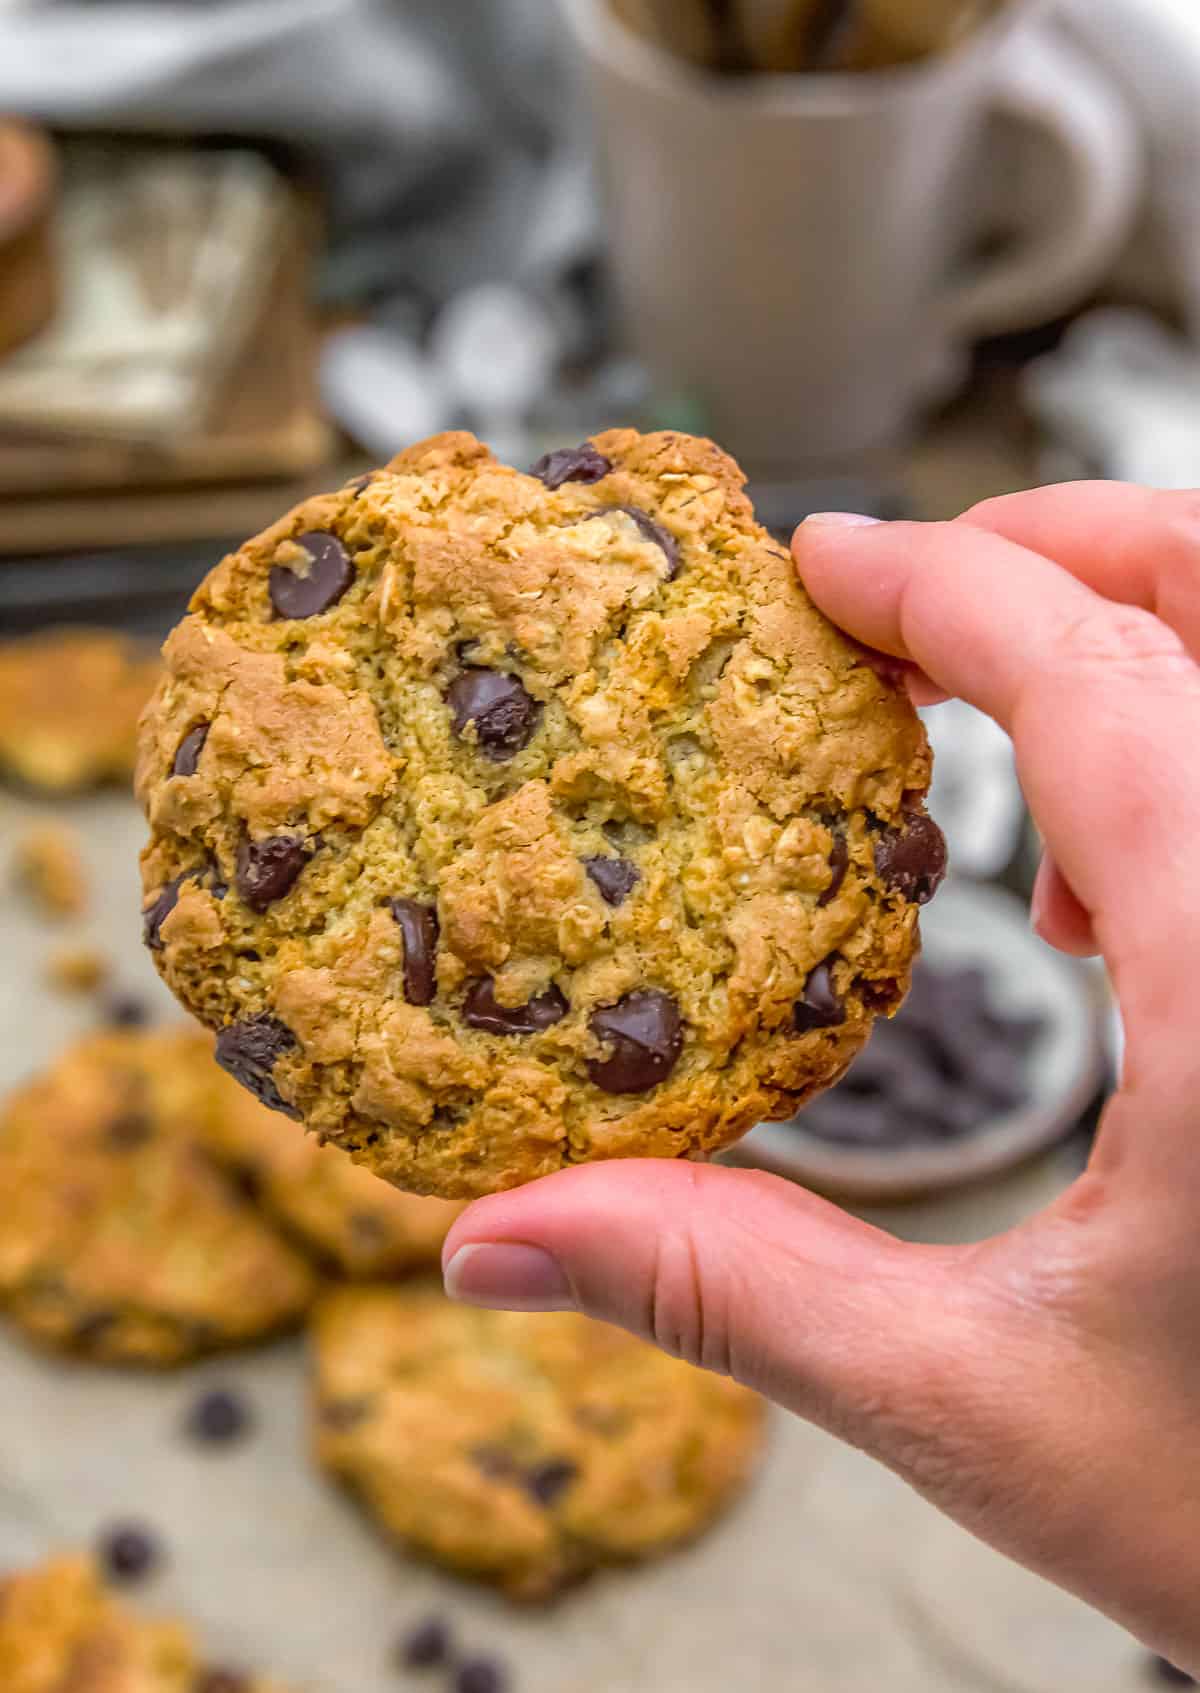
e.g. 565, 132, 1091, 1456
731, 879, 1110, 1204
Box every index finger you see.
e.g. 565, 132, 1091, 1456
793, 515, 1200, 1002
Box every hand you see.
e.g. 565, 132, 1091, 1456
442, 483, 1200, 1673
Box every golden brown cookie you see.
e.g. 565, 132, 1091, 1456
0, 1554, 287, 1693
14, 824, 88, 918
0, 628, 160, 792
0, 1029, 316, 1365
203, 1083, 464, 1277
312, 1283, 765, 1599
136, 430, 942, 1198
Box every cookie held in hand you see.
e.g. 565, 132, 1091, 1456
137, 430, 942, 1198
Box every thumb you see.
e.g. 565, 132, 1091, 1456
442, 1160, 1011, 1463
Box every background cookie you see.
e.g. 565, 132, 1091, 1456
0, 1029, 316, 1365
203, 1082, 464, 1277
0, 628, 161, 792
312, 1284, 765, 1600
137, 429, 941, 1197
0, 1554, 287, 1693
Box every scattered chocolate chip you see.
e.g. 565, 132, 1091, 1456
583, 855, 640, 907
595, 504, 680, 577
321, 1398, 371, 1431
398, 1616, 452, 1670
532, 441, 612, 489
214, 1016, 301, 1120
463, 978, 568, 1036
446, 668, 541, 760
817, 829, 849, 908
196, 1670, 251, 1693
872, 811, 947, 905
105, 994, 149, 1028
235, 835, 310, 911
74, 1312, 118, 1348
142, 874, 185, 951
185, 1388, 252, 1447
526, 1458, 578, 1506
172, 723, 210, 778
389, 898, 439, 1006
793, 961, 845, 1033
588, 990, 683, 1094
1152, 1659, 1197, 1686
107, 1111, 152, 1149
269, 531, 354, 619
456, 1657, 509, 1693
98, 1523, 161, 1585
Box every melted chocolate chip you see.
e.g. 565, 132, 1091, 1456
398, 1617, 452, 1670
142, 874, 186, 951
269, 531, 354, 619
446, 668, 541, 760
599, 505, 680, 577
802, 0, 858, 67
526, 1458, 578, 1506
185, 1388, 252, 1447
172, 723, 210, 777
235, 835, 310, 911
588, 990, 683, 1094
532, 441, 612, 489
99, 1523, 161, 1584
859, 978, 902, 1014
583, 855, 640, 907
872, 811, 947, 905
390, 898, 439, 1006
793, 961, 845, 1033
74, 1312, 118, 1349
463, 978, 568, 1036
817, 829, 848, 908
214, 1016, 301, 1120
108, 1111, 152, 1149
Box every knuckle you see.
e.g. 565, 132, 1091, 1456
646, 1229, 734, 1379
1056, 603, 1193, 688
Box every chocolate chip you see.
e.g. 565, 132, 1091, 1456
398, 1616, 452, 1670
456, 1658, 509, 1693
802, 0, 858, 68
74, 1312, 118, 1348
463, 978, 568, 1036
532, 441, 612, 489
859, 978, 901, 1014
185, 1388, 252, 1447
142, 874, 185, 951
196, 1670, 251, 1693
793, 961, 845, 1033
230, 1165, 262, 1205
588, 990, 683, 1094
269, 531, 354, 619
817, 829, 848, 908
105, 994, 149, 1028
98, 1523, 161, 1584
107, 1111, 152, 1149
321, 1398, 370, 1431
172, 723, 209, 778
527, 1458, 578, 1506
1152, 1659, 1197, 1686
389, 898, 439, 1006
235, 835, 310, 911
214, 1016, 301, 1120
584, 856, 640, 907
872, 811, 947, 905
344, 471, 375, 496
446, 668, 541, 760
596, 504, 680, 577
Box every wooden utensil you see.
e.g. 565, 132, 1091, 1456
0, 123, 58, 360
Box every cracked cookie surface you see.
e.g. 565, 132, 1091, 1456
137, 430, 942, 1198
312, 1283, 765, 1599
0, 1029, 316, 1365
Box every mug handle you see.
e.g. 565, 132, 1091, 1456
942, 26, 1143, 340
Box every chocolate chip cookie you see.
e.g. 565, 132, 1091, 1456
202, 1084, 464, 1277
311, 1284, 765, 1599
0, 1554, 287, 1693
0, 1029, 316, 1365
137, 430, 942, 1198
0, 628, 160, 792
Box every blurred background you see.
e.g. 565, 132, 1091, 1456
0, 0, 1194, 1688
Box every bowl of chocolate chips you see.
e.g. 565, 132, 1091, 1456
735, 880, 1110, 1203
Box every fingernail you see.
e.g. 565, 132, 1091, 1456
801, 512, 883, 528
443, 1243, 575, 1312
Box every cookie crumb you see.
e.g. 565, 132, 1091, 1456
15, 824, 88, 918
46, 943, 109, 994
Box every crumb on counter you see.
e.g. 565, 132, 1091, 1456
45, 943, 110, 994
14, 824, 89, 918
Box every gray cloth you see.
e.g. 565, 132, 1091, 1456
0, 0, 595, 316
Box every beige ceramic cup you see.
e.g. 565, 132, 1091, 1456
561, 0, 1142, 472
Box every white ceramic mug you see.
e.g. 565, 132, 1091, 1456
561, 0, 1142, 471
